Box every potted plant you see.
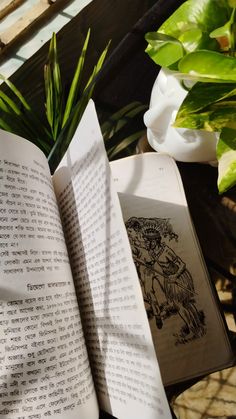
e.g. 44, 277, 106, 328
0, 29, 147, 172
144, 0, 236, 193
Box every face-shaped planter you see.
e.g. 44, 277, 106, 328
144, 68, 218, 163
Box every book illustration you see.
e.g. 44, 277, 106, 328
125, 217, 206, 345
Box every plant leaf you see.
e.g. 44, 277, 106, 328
145, 32, 184, 67
176, 82, 236, 117
0, 91, 22, 114
0, 110, 51, 154
84, 40, 111, 93
174, 81, 236, 131
178, 50, 236, 81
175, 101, 236, 131
0, 83, 52, 148
217, 127, 236, 193
0, 74, 31, 111
48, 41, 111, 172
210, 19, 231, 41
209, 7, 235, 50
44, 32, 63, 141
62, 29, 91, 128
145, 0, 231, 69
64, 39, 111, 141
159, 0, 231, 43
0, 114, 27, 136
108, 130, 145, 160
178, 28, 203, 53
101, 102, 147, 142
102, 105, 147, 159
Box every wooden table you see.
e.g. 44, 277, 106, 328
2, 0, 236, 416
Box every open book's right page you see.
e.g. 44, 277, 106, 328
110, 152, 234, 386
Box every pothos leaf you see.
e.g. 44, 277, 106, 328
175, 82, 236, 118
217, 127, 236, 193
158, 0, 231, 42
175, 100, 236, 131
145, 32, 184, 67
145, 0, 230, 69
178, 50, 236, 81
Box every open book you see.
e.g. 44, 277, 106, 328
0, 100, 234, 419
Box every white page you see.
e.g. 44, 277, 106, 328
0, 129, 99, 419
53, 100, 171, 419
110, 152, 233, 385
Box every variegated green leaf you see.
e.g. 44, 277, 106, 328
178, 50, 236, 82
175, 100, 236, 131
177, 82, 236, 116
159, 0, 230, 42
174, 82, 236, 131
217, 127, 236, 193
145, 32, 184, 67
210, 7, 235, 52
145, 0, 231, 68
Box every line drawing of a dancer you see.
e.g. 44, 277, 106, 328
126, 219, 164, 329
126, 217, 206, 343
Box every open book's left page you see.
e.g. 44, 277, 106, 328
0, 129, 99, 419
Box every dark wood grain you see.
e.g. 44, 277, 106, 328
177, 162, 236, 276
2, 0, 236, 412
1, 0, 157, 123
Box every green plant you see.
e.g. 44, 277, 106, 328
145, 0, 236, 193
101, 101, 148, 160
0, 30, 147, 172
0, 30, 110, 171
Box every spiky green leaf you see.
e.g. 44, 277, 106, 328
44, 32, 63, 141
0, 74, 31, 111
108, 131, 145, 160
62, 29, 91, 127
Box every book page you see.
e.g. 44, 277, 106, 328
110, 152, 234, 386
0, 129, 99, 419
53, 100, 171, 419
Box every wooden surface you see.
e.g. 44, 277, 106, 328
1, 0, 236, 415
0, 0, 73, 48
94, 0, 185, 111
0, 0, 25, 20
0, 0, 94, 80
178, 162, 236, 277
94, 0, 236, 281
3, 0, 235, 287
1, 0, 157, 121
3, 0, 235, 307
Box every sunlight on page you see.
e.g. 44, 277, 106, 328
110, 153, 233, 386
0, 128, 99, 419
53, 100, 172, 419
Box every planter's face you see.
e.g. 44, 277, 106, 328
144, 69, 218, 163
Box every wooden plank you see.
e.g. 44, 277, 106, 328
1, 0, 157, 115
0, 0, 93, 79
0, 0, 25, 20
0, 0, 69, 48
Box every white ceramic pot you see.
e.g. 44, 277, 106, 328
144, 68, 218, 163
